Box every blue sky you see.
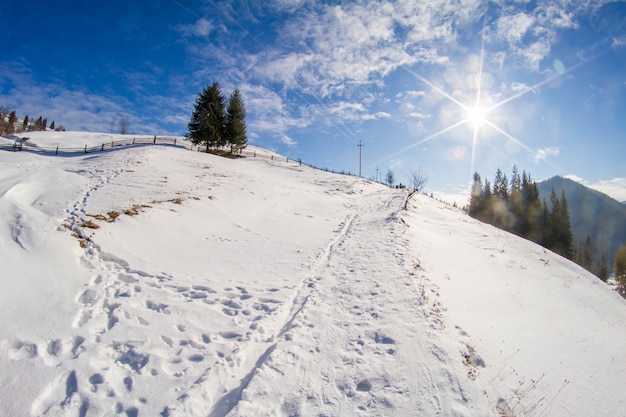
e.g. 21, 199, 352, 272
2, 1, 625, 203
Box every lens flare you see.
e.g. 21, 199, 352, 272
466, 106, 488, 129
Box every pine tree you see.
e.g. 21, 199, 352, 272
509, 165, 523, 234
492, 168, 509, 199
188, 82, 226, 151
50, 121, 55, 130
545, 188, 574, 259
540, 198, 551, 248
559, 190, 574, 259
225, 89, 248, 154
521, 171, 543, 242
482, 179, 493, 224
7, 110, 16, 134
468, 172, 483, 219
614, 245, 626, 297
595, 253, 609, 282
580, 235, 593, 271
492, 168, 510, 229
23, 115, 29, 131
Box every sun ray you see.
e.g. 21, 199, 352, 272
486, 49, 608, 113
378, 21, 612, 182
370, 119, 468, 168
401, 65, 469, 111
484, 121, 564, 173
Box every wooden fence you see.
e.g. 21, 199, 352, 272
0, 136, 182, 154
0, 135, 360, 179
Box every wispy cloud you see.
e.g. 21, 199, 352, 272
533, 147, 560, 163
566, 175, 626, 202
0, 60, 189, 135
177, 18, 214, 37
589, 177, 626, 202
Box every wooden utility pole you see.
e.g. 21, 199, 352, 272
358, 140, 364, 177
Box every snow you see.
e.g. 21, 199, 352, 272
1, 131, 625, 417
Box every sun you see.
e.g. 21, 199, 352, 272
466, 105, 488, 129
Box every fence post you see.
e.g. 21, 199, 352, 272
102, 144, 105, 151
133, 138, 135, 145
84, 145, 88, 153
55, 145, 58, 155
153, 135, 156, 144
174, 138, 177, 145
286, 158, 289, 163
271, 155, 273, 160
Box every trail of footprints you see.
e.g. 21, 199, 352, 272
4, 236, 289, 416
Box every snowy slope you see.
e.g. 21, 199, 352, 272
1, 132, 625, 417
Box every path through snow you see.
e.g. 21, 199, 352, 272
228, 187, 491, 416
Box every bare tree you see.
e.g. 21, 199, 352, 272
404, 168, 430, 210
386, 169, 395, 187
409, 168, 429, 192
118, 116, 130, 134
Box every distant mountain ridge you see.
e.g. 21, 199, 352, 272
537, 176, 626, 266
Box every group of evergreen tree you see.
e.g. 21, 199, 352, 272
187, 82, 248, 155
469, 166, 614, 282
469, 166, 574, 260
0, 106, 62, 135
573, 235, 610, 282
614, 244, 626, 297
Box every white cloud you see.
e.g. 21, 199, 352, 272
279, 133, 297, 147
563, 175, 626, 202
495, 12, 535, 45
589, 178, 626, 202
178, 18, 214, 37
408, 112, 430, 120
532, 147, 560, 163
511, 82, 535, 93
564, 174, 584, 183
396, 91, 426, 100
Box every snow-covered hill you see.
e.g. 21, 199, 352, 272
1, 132, 625, 417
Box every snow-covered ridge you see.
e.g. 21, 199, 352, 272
1, 132, 624, 416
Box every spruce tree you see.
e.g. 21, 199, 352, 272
468, 172, 483, 219
187, 82, 226, 151
509, 165, 523, 234
559, 190, 574, 259
521, 172, 542, 242
580, 235, 593, 271
225, 89, 248, 154
492, 168, 510, 229
482, 179, 493, 224
23, 115, 29, 131
7, 110, 16, 134
492, 168, 509, 199
595, 253, 609, 282
614, 244, 626, 297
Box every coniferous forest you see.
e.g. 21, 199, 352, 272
468, 167, 617, 283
